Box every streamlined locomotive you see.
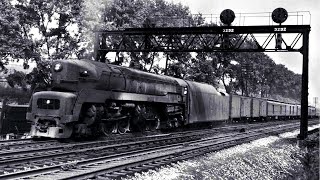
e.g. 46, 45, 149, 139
27, 59, 229, 138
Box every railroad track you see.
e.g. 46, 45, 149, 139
0, 119, 318, 179
0, 119, 303, 152
0, 120, 265, 174
0, 119, 305, 160
57, 121, 320, 180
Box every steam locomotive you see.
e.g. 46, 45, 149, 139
26, 59, 317, 138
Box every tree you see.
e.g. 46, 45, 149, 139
6, 70, 28, 91
186, 56, 217, 85
4, 0, 83, 90
166, 52, 192, 78
2, 0, 301, 102
15, 0, 83, 60
93, 0, 202, 70
0, 0, 34, 72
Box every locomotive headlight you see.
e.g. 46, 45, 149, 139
53, 63, 63, 72
46, 99, 51, 104
79, 70, 89, 77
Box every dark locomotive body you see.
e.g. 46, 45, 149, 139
26, 59, 317, 138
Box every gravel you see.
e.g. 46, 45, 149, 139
124, 124, 320, 180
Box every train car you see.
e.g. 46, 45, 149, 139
267, 100, 285, 120
241, 96, 252, 120
229, 95, 252, 121
283, 103, 289, 118
308, 106, 316, 118
296, 105, 301, 118
186, 81, 229, 124
0, 104, 30, 135
229, 95, 241, 121
251, 97, 260, 121
251, 97, 268, 121
278, 102, 287, 120
286, 104, 292, 118
286, 104, 295, 119
292, 105, 297, 118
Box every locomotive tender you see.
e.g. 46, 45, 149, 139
26, 59, 317, 138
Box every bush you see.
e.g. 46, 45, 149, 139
0, 86, 31, 104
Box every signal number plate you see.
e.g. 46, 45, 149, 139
274, 27, 286, 32
223, 29, 234, 33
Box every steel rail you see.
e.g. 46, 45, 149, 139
1, 121, 317, 179
0, 119, 285, 155
0, 128, 246, 167
0, 120, 303, 164
63, 123, 319, 180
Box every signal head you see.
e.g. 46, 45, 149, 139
220, 9, 235, 25
272, 8, 288, 24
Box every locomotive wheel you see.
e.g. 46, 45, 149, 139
118, 119, 130, 134
146, 117, 160, 131
100, 122, 115, 135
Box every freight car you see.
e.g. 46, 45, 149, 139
26, 59, 317, 139
0, 103, 30, 136
229, 96, 316, 122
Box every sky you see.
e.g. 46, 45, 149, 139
168, 0, 320, 106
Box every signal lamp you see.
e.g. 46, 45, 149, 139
272, 8, 288, 24
220, 9, 235, 25
53, 63, 63, 72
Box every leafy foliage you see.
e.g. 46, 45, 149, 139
25, 60, 52, 91
1, 0, 302, 101
15, 0, 82, 60
0, 0, 34, 71
0, 85, 31, 104
2, 0, 83, 91
6, 70, 28, 91
92, 0, 203, 69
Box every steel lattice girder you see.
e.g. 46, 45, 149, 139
94, 25, 310, 54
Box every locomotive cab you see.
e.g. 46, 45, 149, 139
26, 91, 76, 138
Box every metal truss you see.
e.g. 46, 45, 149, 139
94, 25, 310, 59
